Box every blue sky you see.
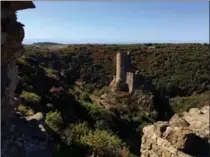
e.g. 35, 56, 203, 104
17, 1, 209, 44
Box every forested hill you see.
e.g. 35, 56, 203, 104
14, 43, 209, 157
32, 42, 63, 45
24, 43, 209, 97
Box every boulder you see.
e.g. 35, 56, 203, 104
140, 106, 209, 157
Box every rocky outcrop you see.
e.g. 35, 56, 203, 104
1, 112, 54, 157
1, 1, 35, 122
140, 106, 209, 157
1, 1, 35, 64
1, 2, 56, 157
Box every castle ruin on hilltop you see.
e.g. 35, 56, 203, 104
110, 51, 135, 94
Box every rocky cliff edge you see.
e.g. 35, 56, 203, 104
140, 106, 209, 157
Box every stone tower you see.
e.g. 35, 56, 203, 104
116, 52, 126, 83
110, 51, 135, 94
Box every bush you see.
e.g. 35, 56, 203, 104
17, 104, 34, 116
88, 103, 112, 120
79, 99, 111, 120
120, 147, 136, 157
170, 92, 209, 113
43, 67, 57, 77
60, 122, 91, 157
94, 119, 111, 131
16, 57, 27, 65
20, 91, 41, 105
63, 122, 90, 145
92, 88, 101, 96
69, 88, 76, 95
80, 129, 125, 157
81, 92, 92, 102
98, 86, 111, 96
63, 123, 128, 157
83, 84, 96, 94
45, 110, 63, 132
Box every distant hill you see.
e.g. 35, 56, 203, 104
33, 42, 63, 45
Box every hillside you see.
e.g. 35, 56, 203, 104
13, 43, 209, 157
24, 43, 209, 97
32, 42, 64, 45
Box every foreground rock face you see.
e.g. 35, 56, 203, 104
140, 106, 209, 157
1, 112, 54, 157
1, 1, 35, 123
1, 2, 55, 157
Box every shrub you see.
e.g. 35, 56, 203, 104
73, 85, 82, 93
16, 57, 27, 65
20, 91, 41, 105
69, 88, 76, 95
79, 100, 111, 120
170, 92, 209, 113
92, 88, 101, 96
43, 67, 57, 76
63, 122, 90, 145
49, 87, 62, 96
98, 86, 111, 96
88, 102, 112, 120
17, 104, 34, 116
80, 129, 125, 157
81, 92, 92, 102
94, 119, 111, 131
45, 110, 63, 132
83, 84, 96, 94
120, 147, 136, 157
60, 122, 91, 157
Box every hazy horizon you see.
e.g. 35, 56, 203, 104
23, 39, 209, 45
18, 2, 209, 44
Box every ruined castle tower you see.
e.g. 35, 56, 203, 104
116, 52, 126, 83
110, 51, 135, 94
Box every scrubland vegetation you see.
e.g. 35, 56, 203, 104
16, 43, 209, 156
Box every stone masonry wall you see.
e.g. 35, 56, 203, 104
116, 51, 126, 83
126, 72, 134, 94
110, 52, 135, 94
140, 106, 209, 157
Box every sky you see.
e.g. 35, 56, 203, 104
17, 1, 209, 44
